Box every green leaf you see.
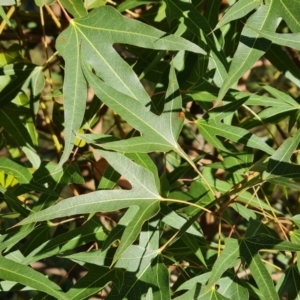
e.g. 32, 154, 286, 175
217, 0, 300, 102
0, 185, 30, 217
181, 233, 207, 267
60, 0, 87, 18
2, 1, 300, 297
101, 206, 140, 251
56, 5, 205, 166
0, 280, 34, 292
176, 271, 212, 291
276, 265, 300, 300
5, 249, 25, 263
200, 167, 276, 214
95, 151, 160, 192
68, 245, 169, 299
10, 163, 83, 223
20, 225, 51, 257
215, 0, 263, 30
160, 204, 202, 237
82, 62, 185, 154
65, 248, 113, 267
34, 0, 56, 6
0, 0, 20, 6
18, 150, 161, 262
66, 265, 122, 300
126, 153, 160, 192
85, 0, 106, 9
0, 227, 35, 252
160, 203, 207, 266
196, 119, 274, 155
240, 86, 300, 129
15, 92, 39, 147
0, 157, 32, 184
265, 44, 300, 89
216, 276, 249, 299
209, 148, 253, 174
0, 6, 12, 27
246, 26, 300, 51
166, 156, 203, 186
291, 217, 300, 229
164, 0, 228, 85
203, 0, 221, 28
207, 238, 240, 289
202, 96, 249, 123
263, 129, 300, 187
108, 247, 170, 299
117, 0, 157, 12
274, 0, 300, 32
0, 63, 44, 108
246, 254, 279, 300
0, 256, 69, 299
188, 79, 293, 108
97, 162, 120, 190
139, 219, 160, 250
22, 162, 84, 212
230, 202, 257, 221
22, 217, 107, 264
29, 66, 45, 98
208, 234, 300, 300
175, 283, 231, 300
217, 3, 278, 102
177, 272, 249, 300
0, 102, 41, 168
290, 230, 300, 271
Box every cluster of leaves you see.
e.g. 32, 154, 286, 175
1, 0, 300, 299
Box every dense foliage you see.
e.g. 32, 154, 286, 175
1, 0, 300, 299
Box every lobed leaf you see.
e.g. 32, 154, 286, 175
18, 149, 162, 261
56, 6, 205, 166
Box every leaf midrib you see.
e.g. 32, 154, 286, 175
218, 0, 260, 28
21, 195, 159, 224
86, 69, 177, 148
75, 22, 138, 100
243, 242, 277, 300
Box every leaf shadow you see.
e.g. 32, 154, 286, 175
203, 96, 249, 121
238, 232, 284, 285
107, 256, 165, 299
0, 63, 36, 108
240, 35, 271, 52
266, 159, 300, 178
0, 102, 35, 148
